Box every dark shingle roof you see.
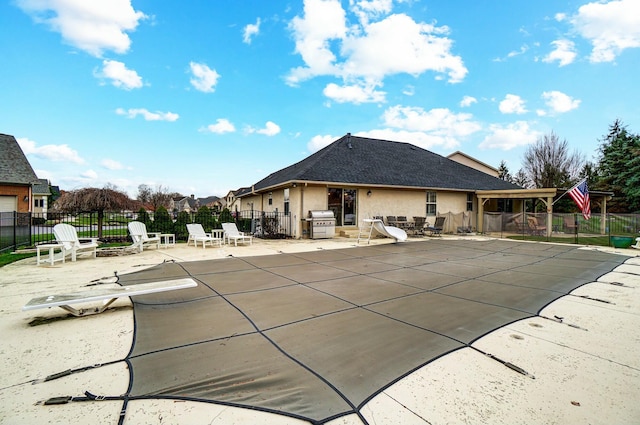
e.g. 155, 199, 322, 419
32, 178, 51, 195
0, 133, 39, 185
252, 134, 521, 192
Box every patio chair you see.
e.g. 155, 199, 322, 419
53, 223, 99, 261
128, 221, 161, 253
222, 222, 253, 246
527, 216, 547, 236
187, 223, 222, 249
424, 216, 446, 237
413, 216, 426, 235
386, 216, 397, 226
563, 215, 578, 234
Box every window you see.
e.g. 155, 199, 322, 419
426, 191, 437, 216
328, 188, 357, 226
466, 193, 473, 211
284, 189, 290, 215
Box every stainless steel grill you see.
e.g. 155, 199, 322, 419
307, 210, 336, 239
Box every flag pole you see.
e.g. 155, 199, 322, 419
552, 177, 586, 206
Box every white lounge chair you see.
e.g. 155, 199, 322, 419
52, 223, 99, 262
187, 223, 222, 248
221, 222, 253, 246
632, 237, 640, 249
128, 221, 161, 253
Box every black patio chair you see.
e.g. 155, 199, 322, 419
424, 216, 446, 237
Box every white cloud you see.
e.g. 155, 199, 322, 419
541, 90, 581, 113
189, 62, 221, 93
16, 0, 147, 57
307, 134, 337, 152
81, 169, 98, 179
247, 121, 281, 136
378, 105, 481, 150
100, 159, 127, 170
17, 137, 84, 164
350, 0, 393, 25
115, 108, 179, 121
543, 39, 577, 66
287, 0, 467, 102
499, 94, 528, 114
460, 95, 477, 107
402, 85, 415, 96
288, 0, 347, 84
571, 0, 640, 63
479, 121, 541, 150
201, 119, 236, 134
323, 81, 386, 103
243, 18, 261, 44
96, 60, 143, 90
383, 105, 480, 136
356, 128, 460, 150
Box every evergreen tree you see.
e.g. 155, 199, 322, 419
152, 206, 173, 234
596, 119, 640, 212
137, 207, 152, 227
173, 211, 191, 241
194, 206, 216, 231
497, 160, 512, 182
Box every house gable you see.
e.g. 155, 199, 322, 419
0, 134, 38, 185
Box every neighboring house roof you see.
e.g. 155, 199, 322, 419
0, 133, 39, 185
198, 196, 220, 206
32, 179, 51, 196
249, 134, 522, 193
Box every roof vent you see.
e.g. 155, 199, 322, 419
347, 132, 352, 149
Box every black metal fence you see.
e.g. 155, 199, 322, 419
483, 212, 640, 247
0, 210, 293, 253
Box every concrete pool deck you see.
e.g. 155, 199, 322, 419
1, 236, 639, 424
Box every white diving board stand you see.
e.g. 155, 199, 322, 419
22, 278, 197, 317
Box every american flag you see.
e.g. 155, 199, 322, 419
567, 178, 591, 220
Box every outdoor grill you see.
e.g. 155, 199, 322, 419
307, 210, 336, 239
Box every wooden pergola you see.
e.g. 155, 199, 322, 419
476, 188, 613, 236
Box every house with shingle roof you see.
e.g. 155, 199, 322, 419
236, 134, 524, 238
0, 133, 40, 213
31, 178, 51, 218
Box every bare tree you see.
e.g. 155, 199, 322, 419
512, 169, 530, 188
137, 184, 175, 211
522, 132, 584, 188
53, 186, 137, 238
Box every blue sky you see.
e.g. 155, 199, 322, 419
1, 0, 638, 198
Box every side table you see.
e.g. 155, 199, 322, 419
36, 243, 66, 266
160, 233, 175, 248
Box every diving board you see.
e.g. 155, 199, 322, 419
22, 278, 197, 317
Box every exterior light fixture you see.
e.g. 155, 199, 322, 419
367, 190, 372, 197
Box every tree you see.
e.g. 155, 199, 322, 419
174, 211, 191, 241
137, 184, 175, 211
497, 160, 512, 182
522, 132, 584, 188
194, 206, 217, 231
152, 206, 173, 234
511, 169, 530, 188
596, 119, 640, 212
54, 186, 136, 238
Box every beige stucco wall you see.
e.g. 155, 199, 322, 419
448, 153, 498, 177
240, 186, 480, 238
